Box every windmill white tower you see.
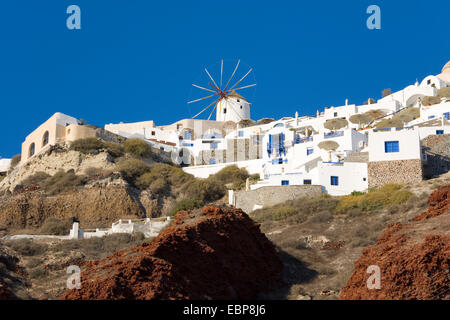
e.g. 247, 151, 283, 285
216, 90, 251, 122
187, 59, 256, 122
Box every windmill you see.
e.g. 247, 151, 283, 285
187, 59, 256, 122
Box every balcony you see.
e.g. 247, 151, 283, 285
324, 131, 344, 139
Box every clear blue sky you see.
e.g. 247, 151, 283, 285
0, 0, 449, 158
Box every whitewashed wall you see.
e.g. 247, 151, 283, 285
319, 162, 368, 196
368, 128, 421, 162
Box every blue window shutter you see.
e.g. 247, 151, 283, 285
436, 130, 444, 135
267, 134, 272, 156
444, 112, 450, 120
281, 180, 289, 186
384, 141, 399, 153
331, 176, 339, 186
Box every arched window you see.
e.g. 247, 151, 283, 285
42, 131, 49, 147
29, 143, 35, 157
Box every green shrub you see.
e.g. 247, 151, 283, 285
21, 172, 51, 186
308, 211, 334, 223
10, 154, 21, 168
350, 191, 366, 196
148, 178, 168, 194
210, 165, 250, 190
41, 170, 86, 195
169, 198, 203, 216
253, 195, 338, 223
271, 206, 297, 221
104, 141, 125, 158
6, 239, 48, 256
84, 167, 110, 177
117, 159, 149, 183
70, 137, 105, 154
185, 178, 226, 203
39, 217, 73, 235
336, 183, 412, 214
124, 138, 152, 158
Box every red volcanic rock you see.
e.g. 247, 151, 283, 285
61, 205, 283, 300
340, 186, 450, 300
413, 185, 449, 221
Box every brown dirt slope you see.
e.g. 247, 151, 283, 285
0, 186, 150, 230
61, 205, 283, 300
340, 186, 450, 300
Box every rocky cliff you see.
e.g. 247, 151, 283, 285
340, 185, 450, 300
61, 205, 284, 300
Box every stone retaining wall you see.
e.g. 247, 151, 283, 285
421, 134, 450, 178
368, 159, 423, 188
234, 185, 323, 213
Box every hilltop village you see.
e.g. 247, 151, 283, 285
0, 62, 449, 301
1, 62, 450, 202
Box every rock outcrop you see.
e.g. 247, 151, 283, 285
0, 186, 151, 230
61, 205, 283, 300
340, 186, 450, 300
0, 146, 117, 193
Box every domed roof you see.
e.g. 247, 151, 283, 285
442, 61, 450, 73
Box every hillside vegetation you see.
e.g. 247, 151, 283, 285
253, 175, 450, 300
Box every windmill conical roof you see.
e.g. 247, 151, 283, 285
227, 90, 248, 102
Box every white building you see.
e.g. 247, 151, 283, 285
101, 61, 450, 197
0, 158, 11, 174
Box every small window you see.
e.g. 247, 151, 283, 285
29, 143, 35, 157
151, 131, 155, 136
278, 158, 283, 164
331, 176, 339, 186
363, 178, 367, 181
436, 130, 444, 135
209, 158, 216, 165
427, 79, 431, 85
443, 112, 450, 120
240, 105, 243, 109
238, 131, 244, 137
303, 179, 312, 185
223, 108, 227, 114
334, 112, 338, 117
384, 141, 399, 153
281, 180, 289, 186
307, 148, 314, 155
42, 131, 49, 147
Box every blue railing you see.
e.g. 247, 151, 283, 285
294, 136, 313, 144
201, 134, 222, 139
324, 131, 344, 139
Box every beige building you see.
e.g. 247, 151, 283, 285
21, 112, 98, 164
